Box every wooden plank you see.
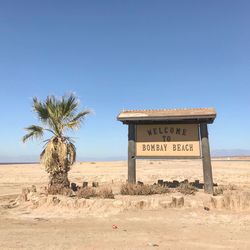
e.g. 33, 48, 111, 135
128, 124, 136, 184
135, 156, 201, 160
121, 118, 215, 125
200, 123, 214, 194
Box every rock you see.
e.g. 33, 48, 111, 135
71, 183, 77, 192
148, 242, 159, 247
8, 199, 19, 208
157, 180, 163, 186
163, 181, 169, 187
193, 180, 203, 189
173, 180, 180, 187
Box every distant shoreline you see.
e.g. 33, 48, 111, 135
1, 156, 250, 165
0, 162, 39, 165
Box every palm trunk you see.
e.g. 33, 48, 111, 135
49, 171, 70, 188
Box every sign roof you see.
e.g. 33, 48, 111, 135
117, 108, 216, 124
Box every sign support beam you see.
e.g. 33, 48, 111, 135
128, 124, 136, 184
200, 123, 214, 194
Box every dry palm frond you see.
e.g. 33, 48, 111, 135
41, 137, 76, 175
68, 142, 76, 165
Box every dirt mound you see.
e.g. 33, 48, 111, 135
7, 186, 187, 218
210, 191, 250, 210
16, 194, 185, 217
6, 185, 250, 219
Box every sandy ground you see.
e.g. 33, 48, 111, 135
0, 159, 250, 249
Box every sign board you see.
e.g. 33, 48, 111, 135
136, 124, 200, 157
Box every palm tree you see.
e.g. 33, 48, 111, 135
22, 94, 91, 189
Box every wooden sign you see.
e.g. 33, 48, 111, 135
117, 108, 217, 194
136, 124, 200, 157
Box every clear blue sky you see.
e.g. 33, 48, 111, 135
0, 0, 249, 161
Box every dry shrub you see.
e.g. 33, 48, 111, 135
76, 187, 114, 199
120, 183, 169, 195
76, 187, 97, 199
177, 183, 197, 195
213, 186, 224, 196
48, 184, 72, 196
152, 185, 170, 194
225, 184, 237, 191
98, 187, 114, 199
214, 184, 238, 196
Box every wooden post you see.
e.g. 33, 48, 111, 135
200, 123, 214, 194
128, 124, 136, 184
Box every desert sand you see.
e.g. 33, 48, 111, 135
0, 159, 250, 249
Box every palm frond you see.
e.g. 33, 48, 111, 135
33, 97, 49, 123
45, 96, 62, 136
40, 137, 76, 174
65, 110, 91, 130
22, 125, 44, 143
62, 94, 78, 117
40, 139, 60, 174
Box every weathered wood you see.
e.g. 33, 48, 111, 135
92, 182, 99, 187
121, 119, 215, 125
200, 123, 214, 194
117, 108, 216, 124
82, 182, 88, 188
128, 124, 136, 184
71, 182, 77, 191
157, 179, 164, 186
135, 156, 201, 160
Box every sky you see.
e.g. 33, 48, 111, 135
0, 0, 249, 162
